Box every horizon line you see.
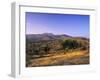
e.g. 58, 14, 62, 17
26, 32, 89, 38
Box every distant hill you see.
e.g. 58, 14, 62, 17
26, 33, 72, 42
26, 33, 88, 42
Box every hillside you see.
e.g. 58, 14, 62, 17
26, 33, 72, 42
26, 33, 89, 67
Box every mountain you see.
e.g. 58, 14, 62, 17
26, 33, 72, 42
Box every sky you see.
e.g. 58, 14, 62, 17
26, 12, 90, 38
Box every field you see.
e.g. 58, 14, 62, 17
26, 33, 89, 67
27, 50, 89, 67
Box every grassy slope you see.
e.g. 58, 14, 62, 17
27, 50, 89, 67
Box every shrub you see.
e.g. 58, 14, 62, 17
62, 39, 82, 50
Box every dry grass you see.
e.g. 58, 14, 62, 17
27, 50, 89, 67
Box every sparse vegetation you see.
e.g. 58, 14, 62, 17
26, 33, 89, 67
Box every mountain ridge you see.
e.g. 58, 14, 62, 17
26, 33, 89, 42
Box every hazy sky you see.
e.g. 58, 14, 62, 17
26, 12, 89, 38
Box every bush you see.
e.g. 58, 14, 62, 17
62, 39, 82, 50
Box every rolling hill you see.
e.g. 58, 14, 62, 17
26, 33, 88, 42
26, 33, 89, 67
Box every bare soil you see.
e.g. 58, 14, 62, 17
27, 50, 89, 67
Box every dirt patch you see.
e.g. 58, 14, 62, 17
27, 50, 89, 67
